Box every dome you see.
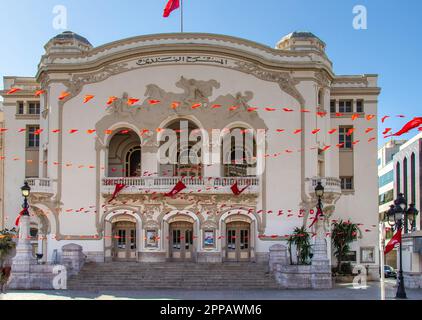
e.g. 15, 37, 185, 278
276, 31, 326, 52
52, 31, 92, 47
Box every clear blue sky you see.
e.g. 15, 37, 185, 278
0, 0, 421, 143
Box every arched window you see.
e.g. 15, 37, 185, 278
159, 119, 203, 177
221, 127, 256, 177
396, 162, 401, 196
107, 129, 141, 177
411, 153, 416, 204
403, 157, 408, 200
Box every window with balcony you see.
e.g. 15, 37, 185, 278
379, 189, 394, 205
340, 177, 354, 190
222, 127, 256, 177
339, 100, 353, 113
339, 126, 353, 149
26, 125, 40, 148
159, 119, 203, 177
108, 129, 141, 177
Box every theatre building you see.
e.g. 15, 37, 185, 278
1, 31, 381, 283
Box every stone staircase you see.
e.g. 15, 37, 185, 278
68, 262, 278, 290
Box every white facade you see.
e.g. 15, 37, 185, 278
0, 31, 381, 277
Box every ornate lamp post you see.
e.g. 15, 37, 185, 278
315, 182, 324, 216
21, 182, 31, 215
386, 193, 419, 299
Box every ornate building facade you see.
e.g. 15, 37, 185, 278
1, 31, 380, 277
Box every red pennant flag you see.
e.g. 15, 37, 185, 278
384, 228, 402, 254
15, 208, 27, 226
163, 0, 180, 17
108, 184, 126, 203
165, 180, 186, 197
230, 182, 250, 196
308, 205, 323, 228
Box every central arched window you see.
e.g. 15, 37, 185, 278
159, 119, 203, 177
126, 146, 141, 177
222, 127, 256, 177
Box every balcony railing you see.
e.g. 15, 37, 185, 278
101, 177, 260, 195
26, 178, 54, 195
307, 177, 342, 196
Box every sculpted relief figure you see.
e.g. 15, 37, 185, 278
106, 92, 138, 117
145, 76, 220, 109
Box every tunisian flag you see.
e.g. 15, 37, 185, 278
230, 182, 250, 196
163, 0, 180, 17
384, 228, 402, 254
108, 184, 126, 203
165, 180, 186, 197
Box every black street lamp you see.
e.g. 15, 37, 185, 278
21, 181, 31, 216
386, 192, 420, 299
315, 181, 325, 217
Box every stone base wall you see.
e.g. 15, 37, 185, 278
85, 251, 104, 263
138, 251, 167, 262
274, 264, 332, 289
8, 264, 65, 290
197, 252, 222, 263
404, 272, 422, 289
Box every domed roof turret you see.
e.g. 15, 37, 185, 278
276, 31, 326, 52
44, 31, 93, 54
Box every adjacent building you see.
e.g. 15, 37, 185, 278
393, 132, 422, 288
378, 139, 406, 266
0, 31, 381, 279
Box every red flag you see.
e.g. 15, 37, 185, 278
163, 0, 180, 17
15, 208, 27, 226
230, 182, 250, 196
108, 184, 126, 203
308, 206, 323, 229
384, 117, 422, 138
384, 228, 402, 254
165, 180, 186, 197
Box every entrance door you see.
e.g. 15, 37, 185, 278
112, 221, 137, 261
169, 222, 194, 261
226, 222, 250, 262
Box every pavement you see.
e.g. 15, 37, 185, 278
1, 279, 421, 300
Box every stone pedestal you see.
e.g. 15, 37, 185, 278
310, 219, 332, 289
60, 244, 86, 276
269, 244, 288, 272
8, 215, 67, 290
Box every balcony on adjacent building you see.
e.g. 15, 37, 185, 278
26, 178, 54, 196
306, 177, 342, 197
101, 177, 260, 196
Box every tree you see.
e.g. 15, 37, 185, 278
287, 226, 312, 265
0, 228, 17, 293
331, 220, 361, 274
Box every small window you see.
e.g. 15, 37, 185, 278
27, 125, 40, 148
339, 126, 353, 149
17, 101, 25, 115
339, 100, 353, 113
330, 100, 336, 113
340, 177, 354, 190
356, 100, 364, 113
28, 102, 40, 115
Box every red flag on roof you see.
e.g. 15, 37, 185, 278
163, 0, 180, 17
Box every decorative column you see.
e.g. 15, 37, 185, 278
8, 215, 37, 289
310, 216, 332, 289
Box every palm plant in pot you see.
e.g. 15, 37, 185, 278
287, 226, 312, 265
331, 220, 361, 275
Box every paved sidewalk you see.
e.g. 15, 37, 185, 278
1, 280, 421, 300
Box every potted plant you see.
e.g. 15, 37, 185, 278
331, 220, 361, 278
287, 226, 312, 265
0, 228, 17, 293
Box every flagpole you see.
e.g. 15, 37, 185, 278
181, 0, 184, 33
